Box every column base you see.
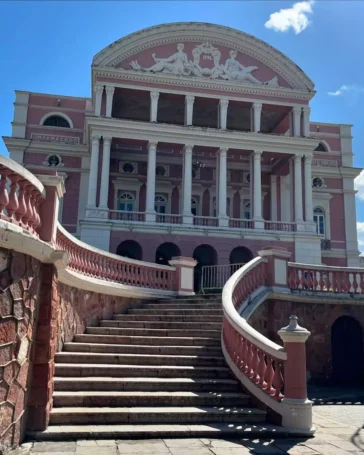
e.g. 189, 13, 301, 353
254, 220, 265, 230
183, 215, 194, 225
85, 208, 109, 219
296, 221, 316, 233
281, 398, 314, 433
218, 216, 229, 227
145, 212, 156, 222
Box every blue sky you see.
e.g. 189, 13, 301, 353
1, 1, 364, 249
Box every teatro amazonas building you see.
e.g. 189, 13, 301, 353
4, 22, 361, 270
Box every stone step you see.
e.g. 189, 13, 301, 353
113, 314, 223, 322
49, 406, 266, 425
64, 342, 223, 356
53, 377, 240, 392
86, 327, 221, 338
28, 422, 289, 441
140, 304, 222, 310
55, 352, 226, 367
74, 334, 221, 346
55, 364, 232, 379
53, 391, 250, 407
100, 320, 222, 330
127, 309, 222, 315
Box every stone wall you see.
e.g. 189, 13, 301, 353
248, 299, 364, 383
0, 249, 41, 454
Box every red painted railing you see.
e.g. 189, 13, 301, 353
288, 263, 364, 294
0, 156, 45, 237
56, 224, 176, 290
222, 258, 287, 401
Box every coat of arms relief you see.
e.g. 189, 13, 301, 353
130, 42, 279, 87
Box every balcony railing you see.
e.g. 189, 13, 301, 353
156, 214, 182, 224
193, 216, 219, 227
229, 218, 254, 229
264, 221, 296, 232
109, 210, 145, 222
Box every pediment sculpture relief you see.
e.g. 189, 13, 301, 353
130, 43, 279, 87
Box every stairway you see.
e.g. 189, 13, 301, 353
29, 295, 286, 440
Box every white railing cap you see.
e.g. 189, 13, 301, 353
288, 261, 363, 273
0, 155, 45, 196
57, 223, 176, 271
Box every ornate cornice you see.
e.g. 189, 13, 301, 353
92, 22, 315, 93
92, 67, 314, 101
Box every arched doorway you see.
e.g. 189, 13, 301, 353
193, 244, 218, 291
116, 240, 142, 260
229, 246, 254, 265
331, 316, 364, 384
155, 242, 181, 265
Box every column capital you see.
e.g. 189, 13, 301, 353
252, 102, 263, 110
185, 95, 195, 104
302, 106, 311, 114
105, 86, 115, 95
293, 105, 303, 114
219, 99, 229, 108
218, 147, 228, 156
103, 136, 112, 146
91, 134, 100, 144
183, 144, 194, 154
253, 150, 262, 160
294, 153, 304, 161
95, 84, 104, 94
304, 154, 313, 164
150, 91, 160, 101
148, 141, 158, 150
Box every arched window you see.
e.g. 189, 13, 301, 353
155, 195, 167, 214
313, 207, 325, 236
243, 202, 251, 219
43, 115, 71, 128
314, 142, 328, 152
118, 192, 135, 211
191, 197, 198, 216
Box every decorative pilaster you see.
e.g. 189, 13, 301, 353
185, 95, 195, 126
218, 148, 229, 227
304, 154, 313, 222
218, 99, 229, 130
87, 135, 100, 208
182, 144, 193, 224
105, 86, 115, 118
270, 175, 278, 221
252, 102, 262, 133
94, 84, 104, 117
294, 154, 303, 222
253, 150, 263, 225
302, 107, 311, 137
99, 136, 112, 209
146, 141, 157, 221
292, 106, 302, 137
150, 91, 159, 123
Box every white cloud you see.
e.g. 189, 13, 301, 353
328, 84, 364, 96
354, 170, 364, 201
357, 222, 364, 254
265, 1, 314, 34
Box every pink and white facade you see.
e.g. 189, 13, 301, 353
3, 22, 361, 268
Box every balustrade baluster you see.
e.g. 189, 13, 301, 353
0, 170, 9, 215
6, 174, 19, 220
264, 356, 275, 394
360, 272, 364, 294
272, 360, 284, 399
257, 350, 266, 386
250, 345, 259, 381
244, 341, 253, 375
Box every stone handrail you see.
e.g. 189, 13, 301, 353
56, 223, 176, 291
288, 262, 364, 294
0, 155, 45, 237
222, 254, 313, 433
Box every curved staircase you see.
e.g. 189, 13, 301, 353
29, 295, 286, 440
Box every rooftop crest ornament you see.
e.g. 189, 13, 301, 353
129, 43, 279, 87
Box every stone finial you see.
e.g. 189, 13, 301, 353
278, 315, 311, 343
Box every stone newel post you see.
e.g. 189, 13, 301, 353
278, 315, 313, 432
169, 257, 197, 295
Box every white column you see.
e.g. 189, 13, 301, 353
99, 136, 112, 209
94, 84, 104, 117
150, 91, 159, 122
302, 107, 311, 137
270, 175, 278, 221
343, 178, 360, 266
182, 144, 193, 224
304, 154, 313, 222
253, 150, 263, 222
146, 141, 157, 221
185, 95, 195, 126
252, 102, 262, 133
87, 135, 100, 208
292, 106, 302, 137
218, 99, 229, 130
294, 154, 303, 222
218, 148, 228, 226
105, 86, 115, 118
